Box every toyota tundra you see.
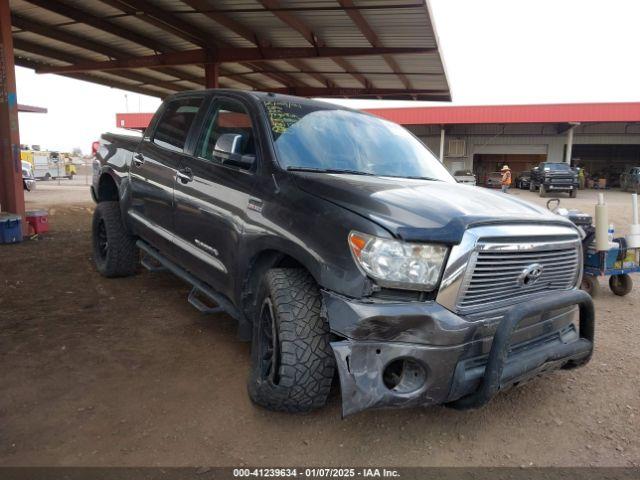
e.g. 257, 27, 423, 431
91, 90, 594, 416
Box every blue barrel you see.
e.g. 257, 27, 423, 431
0, 213, 23, 244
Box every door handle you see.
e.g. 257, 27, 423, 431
133, 153, 145, 167
176, 167, 194, 184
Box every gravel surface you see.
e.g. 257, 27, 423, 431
0, 187, 638, 467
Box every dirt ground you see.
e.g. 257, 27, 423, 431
0, 185, 638, 467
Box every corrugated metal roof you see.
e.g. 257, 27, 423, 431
9, 0, 451, 100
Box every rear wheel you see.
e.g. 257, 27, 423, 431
609, 274, 632, 296
92, 201, 138, 277
248, 268, 335, 413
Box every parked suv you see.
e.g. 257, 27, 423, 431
91, 90, 594, 416
529, 162, 579, 197
620, 167, 640, 193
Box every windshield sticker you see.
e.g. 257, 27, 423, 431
265, 101, 303, 134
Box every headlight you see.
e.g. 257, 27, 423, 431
348, 231, 448, 291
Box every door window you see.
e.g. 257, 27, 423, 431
196, 99, 256, 166
152, 97, 204, 152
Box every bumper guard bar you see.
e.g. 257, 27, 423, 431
449, 289, 595, 410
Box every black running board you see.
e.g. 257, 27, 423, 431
137, 240, 251, 340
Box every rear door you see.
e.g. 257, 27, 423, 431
172, 96, 260, 298
129, 95, 205, 255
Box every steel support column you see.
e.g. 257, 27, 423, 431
439, 126, 445, 162
0, 0, 25, 218
564, 122, 580, 164
204, 62, 219, 88
565, 125, 575, 164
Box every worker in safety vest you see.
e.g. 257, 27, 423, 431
500, 165, 512, 193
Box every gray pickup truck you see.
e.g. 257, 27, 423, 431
91, 90, 594, 416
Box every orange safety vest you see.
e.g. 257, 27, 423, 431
501, 170, 512, 185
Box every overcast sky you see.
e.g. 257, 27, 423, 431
15, 0, 640, 153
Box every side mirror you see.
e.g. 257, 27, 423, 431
214, 133, 243, 155
213, 133, 255, 169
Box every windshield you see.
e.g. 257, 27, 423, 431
542, 163, 571, 171
262, 100, 454, 182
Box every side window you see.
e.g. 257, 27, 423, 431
196, 99, 256, 166
152, 97, 204, 152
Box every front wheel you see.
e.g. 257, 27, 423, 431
581, 275, 600, 297
248, 268, 335, 413
609, 274, 632, 296
92, 201, 138, 277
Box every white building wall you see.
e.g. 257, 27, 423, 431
415, 132, 640, 173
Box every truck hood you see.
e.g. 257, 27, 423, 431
292, 173, 573, 244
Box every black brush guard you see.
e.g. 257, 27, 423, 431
449, 289, 595, 410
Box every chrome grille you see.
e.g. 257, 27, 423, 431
456, 241, 580, 312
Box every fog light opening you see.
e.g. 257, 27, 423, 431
382, 358, 426, 394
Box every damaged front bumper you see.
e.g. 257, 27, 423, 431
324, 289, 594, 417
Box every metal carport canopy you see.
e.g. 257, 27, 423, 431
9, 0, 451, 100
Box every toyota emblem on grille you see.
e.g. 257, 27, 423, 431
518, 263, 544, 287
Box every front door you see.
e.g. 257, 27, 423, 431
129, 96, 205, 255
172, 96, 259, 298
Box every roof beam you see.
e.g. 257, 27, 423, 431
257, 0, 368, 88
268, 86, 449, 98
337, 0, 412, 89
224, 70, 443, 77
182, 0, 332, 86
95, 0, 268, 89
258, 0, 316, 45
180, 0, 260, 46
35, 47, 435, 74
22, 0, 165, 53
15, 58, 167, 98
110, 0, 218, 48
99, 0, 296, 88
13, 38, 190, 93
115, 3, 427, 14
11, 13, 203, 86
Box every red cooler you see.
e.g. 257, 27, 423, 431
25, 210, 49, 235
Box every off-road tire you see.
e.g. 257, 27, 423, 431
609, 274, 632, 296
92, 201, 138, 277
248, 268, 335, 413
580, 275, 600, 297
